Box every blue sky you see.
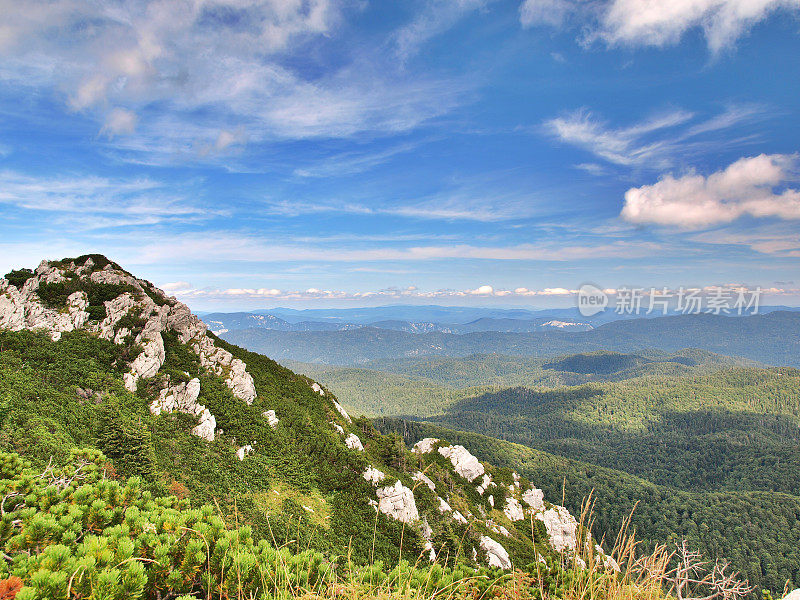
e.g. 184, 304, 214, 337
1, 0, 799, 310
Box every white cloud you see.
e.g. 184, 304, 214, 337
172, 282, 581, 301
101, 108, 138, 137
520, 0, 800, 52
620, 153, 800, 228
0, 0, 471, 155
394, 0, 489, 60
520, 0, 577, 27
160, 281, 193, 292
0, 170, 211, 227
546, 105, 763, 168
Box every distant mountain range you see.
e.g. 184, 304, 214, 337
220, 310, 800, 367
202, 311, 595, 334
200, 303, 800, 327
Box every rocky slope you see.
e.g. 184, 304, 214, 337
0, 254, 615, 572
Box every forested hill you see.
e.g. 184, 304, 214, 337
285, 349, 760, 417
0, 255, 615, 590
221, 310, 800, 367
376, 418, 800, 596
421, 367, 800, 495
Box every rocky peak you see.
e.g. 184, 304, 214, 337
0, 255, 257, 440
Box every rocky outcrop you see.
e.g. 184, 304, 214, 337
376, 480, 419, 524
0, 272, 89, 341
332, 399, 351, 423
438, 445, 484, 482
476, 473, 494, 495
412, 471, 435, 491
363, 466, 385, 485
522, 487, 544, 511
480, 536, 511, 569
262, 410, 279, 428
149, 378, 217, 441
236, 445, 254, 460
345, 433, 364, 451
782, 590, 800, 600
0, 257, 259, 440
503, 497, 525, 522
536, 505, 579, 553
412, 437, 439, 454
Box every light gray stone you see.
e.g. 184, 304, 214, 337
480, 536, 511, 569
376, 480, 419, 524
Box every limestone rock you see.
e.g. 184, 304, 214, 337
412, 471, 436, 491
438, 445, 484, 482
782, 590, 800, 600
345, 433, 364, 451
262, 409, 279, 428
412, 437, 439, 454
476, 473, 494, 495
376, 480, 419, 524
437, 497, 452, 513
236, 445, 254, 460
363, 466, 385, 485
536, 505, 579, 553
149, 378, 216, 441
480, 536, 511, 570
330, 421, 345, 434
522, 487, 544, 511
332, 399, 351, 423
503, 497, 525, 522
452, 510, 468, 524
311, 382, 325, 396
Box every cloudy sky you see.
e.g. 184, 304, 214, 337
1, 0, 799, 309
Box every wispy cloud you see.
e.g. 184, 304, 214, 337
520, 0, 800, 52
0, 0, 473, 162
293, 141, 421, 178
545, 105, 764, 168
394, 0, 490, 60
0, 170, 213, 228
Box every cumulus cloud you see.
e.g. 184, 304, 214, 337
173, 283, 581, 301
520, 0, 800, 52
620, 153, 800, 228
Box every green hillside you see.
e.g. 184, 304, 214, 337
422, 367, 800, 495
376, 418, 800, 595
285, 349, 759, 417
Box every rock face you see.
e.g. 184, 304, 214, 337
0, 257, 258, 441
0, 266, 90, 341
522, 487, 544, 511
782, 590, 800, 600
412, 437, 439, 454
332, 399, 352, 423
480, 536, 511, 569
345, 433, 364, 451
412, 471, 436, 491
149, 378, 216, 441
503, 497, 525, 522
536, 505, 579, 553
376, 481, 419, 524
363, 466, 385, 485
438, 445, 485, 482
